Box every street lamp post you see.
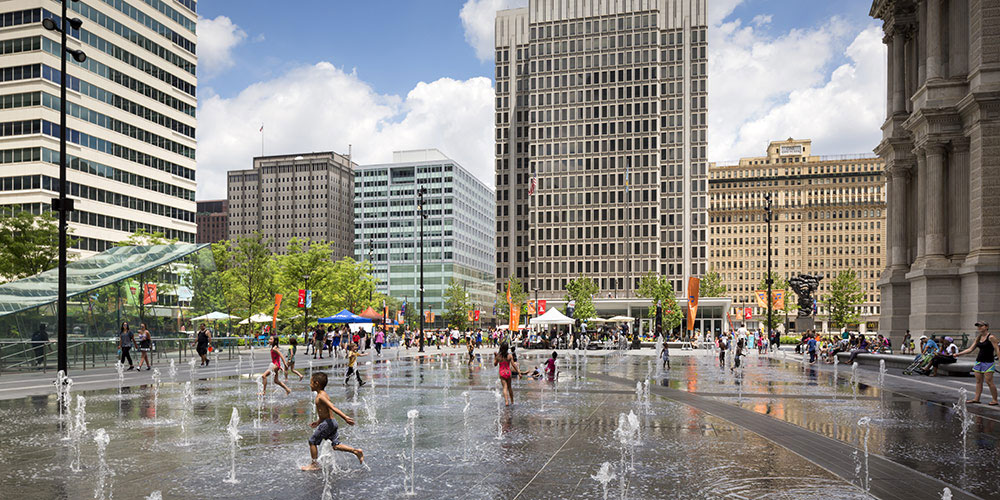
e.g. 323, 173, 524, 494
418, 186, 426, 352
764, 193, 773, 340
43, 2, 86, 375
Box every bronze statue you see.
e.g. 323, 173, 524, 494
789, 274, 823, 317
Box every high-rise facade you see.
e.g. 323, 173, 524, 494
227, 152, 355, 257
709, 139, 887, 333
495, 0, 709, 302
0, 0, 198, 253
355, 150, 495, 329
196, 199, 227, 244
870, 0, 1000, 342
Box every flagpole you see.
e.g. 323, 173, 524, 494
260, 123, 264, 157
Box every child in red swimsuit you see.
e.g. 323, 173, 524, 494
260, 337, 292, 395
494, 342, 515, 406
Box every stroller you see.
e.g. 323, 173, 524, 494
903, 352, 934, 375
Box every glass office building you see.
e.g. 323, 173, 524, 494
355, 150, 495, 328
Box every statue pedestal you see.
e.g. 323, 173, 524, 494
796, 316, 815, 333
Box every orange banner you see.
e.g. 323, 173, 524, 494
755, 289, 786, 309
272, 294, 282, 332
687, 277, 700, 332
509, 305, 521, 332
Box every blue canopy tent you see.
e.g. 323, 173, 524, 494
316, 309, 373, 324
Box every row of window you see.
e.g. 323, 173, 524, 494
76, 0, 196, 56
129, 0, 197, 34
0, 146, 193, 201
19, 202, 194, 241
0, 174, 194, 222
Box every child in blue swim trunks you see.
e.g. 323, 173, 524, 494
300, 372, 364, 470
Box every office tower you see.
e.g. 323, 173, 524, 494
495, 0, 709, 302
355, 150, 495, 328
709, 139, 886, 333
196, 200, 227, 244
870, 0, 1000, 340
0, 0, 198, 253
227, 152, 355, 257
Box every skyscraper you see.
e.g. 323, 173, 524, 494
494, 0, 709, 305
0, 0, 197, 253
227, 152, 355, 257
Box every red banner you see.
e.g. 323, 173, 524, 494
142, 284, 157, 305
297, 289, 306, 307
473, 310, 481, 321
744, 307, 752, 320
537, 299, 547, 315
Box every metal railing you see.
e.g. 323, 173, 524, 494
0, 336, 258, 375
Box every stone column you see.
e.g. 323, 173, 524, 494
949, 139, 970, 256
925, 143, 947, 258
885, 34, 894, 118
885, 173, 895, 268
892, 28, 907, 113
890, 168, 909, 268
915, 151, 926, 259
926, 0, 942, 80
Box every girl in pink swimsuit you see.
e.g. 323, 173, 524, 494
494, 342, 515, 406
260, 337, 292, 395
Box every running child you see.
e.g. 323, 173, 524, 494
345, 343, 367, 386
660, 343, 670, 369
495, 342, 515, 406
300, 372, 364, 470
544, 351, 557, 380
285, 336, 305, 381
260, 337, 292, 395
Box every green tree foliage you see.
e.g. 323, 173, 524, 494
274, 239, 337, 327
824, 270, 866, 329
214, 234, 275, 330
0, 205, 71, 283
637, 273, 683, 332
495, 277, 528, 322
116, 229, 178, 323
444, 279, 472, 331
757, 272, 799, 331
329, 256, 378, 313
700, 271, 728, 298
565, 276, 598, 322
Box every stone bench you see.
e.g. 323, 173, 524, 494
834, 351, 974, 376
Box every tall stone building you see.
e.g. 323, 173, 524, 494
227, 152, 355, 257
709, 139, 887, 333
870, 0, 1000, 342
196, 200, 227, 244
495, 0, 710, 305
0, 0, 197, 253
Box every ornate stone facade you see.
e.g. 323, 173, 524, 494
871, 0, 1000, 344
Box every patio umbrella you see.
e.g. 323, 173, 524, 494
317, 309, 373, 324
607, 315, 635, 322
237, 313, 274, 325
190, 311, 239, 321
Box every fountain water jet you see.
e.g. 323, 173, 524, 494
69, 395, 87, 472
403, 409, 419, 495
188, 358, 196, 380
494, 382, 503, 440
93, 428, 113, 500
952, 388, 975, 461
851, 362, 859, 401
168, 359, 176, 382
151, 368, 161, 422
856, 416, 872, 496
181, 381, 194, 445
224, 407, 242, 483
590, 462, 617, 500
237, 356, 243, 395
462, 391, 472, 461
318, 440, 338, 500
254, 376, 264, 429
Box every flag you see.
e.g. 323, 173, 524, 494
744, 307, 752, 320
528, 176, 537, 196
305, 290, 312, 309
297, 289, 306, 307
272, 294, 283, 331
468, 311, 475, 322
526, 301, 536, 315
687, 277, 700, 332
259, 124, 263, 132
537, 299, 546, 315
509, 306, 520, 332
773, 290, 786, 310
142, 284, 157, 305
506, 285, 512, 310
473, 310, 481, 321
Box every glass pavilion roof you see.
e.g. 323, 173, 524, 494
0, 244, 207, 317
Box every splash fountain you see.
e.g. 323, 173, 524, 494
224, 407, 242, 484
181, 381, 194, 445
168, 359, 177, 382
93, 428, 113, 500
591, 461, 617, 500
318, 440, 337, 500
851, 362, 859, 402
151, 368, 161, 422
403, 409, 419, 496
952, 388, 975, 461
255, 376, 264, 429
69, 395, 87, 472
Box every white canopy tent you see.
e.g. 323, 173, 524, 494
529, 307, 575, 325
607, 315, 635, 322
238, 313, 274, 325
191, 311, 239, 321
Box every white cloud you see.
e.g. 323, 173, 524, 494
460, 0, 527, 62
751, 14, 773, 27
197, 15, 247, 78
196, 63, 495, 199
708, 15, 886, 160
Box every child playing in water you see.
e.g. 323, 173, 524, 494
300, 372, 364, 470
285, 336, 304, 382
345, 343, 367, 386
545, 351, 557, 379
495, 342, 515, 406
261, 336, 292, 395
660, 343, 670, 369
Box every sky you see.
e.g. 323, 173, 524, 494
194, 0, 885, 200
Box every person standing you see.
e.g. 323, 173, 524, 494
118, 321, 135, 371
494, 342, 514, 406
956, 321, 999, 405
31, 323, 48, 366
196, 323, 212, 367
136, 323, 152, 371
807, 333, 818, 363
313, 326, 326, 360
373, 327, 385, 357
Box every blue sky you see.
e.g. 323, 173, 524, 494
194, 0, 886, 200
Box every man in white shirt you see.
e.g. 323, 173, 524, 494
737, 324, 749, 346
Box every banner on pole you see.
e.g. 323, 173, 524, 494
297, 289, 306, 307
687, 277, 700, 332
272, 294, 283, 331
537, 299, 547, 315
143, 284, 157, 305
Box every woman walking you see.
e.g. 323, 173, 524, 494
136, 323, 153, 371
118, 321, 135, 371
196, 323, 212, 367
373, 327, 385, 357
956, 321, 999, 405
494, 342, 515, 406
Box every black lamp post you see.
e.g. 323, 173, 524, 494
418, 186, 426, 352
43, 2, 86, 375
764, 193, 773, 340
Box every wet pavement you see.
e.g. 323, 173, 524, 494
0, 347, 994, 499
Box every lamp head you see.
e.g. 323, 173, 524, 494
70, 49, 87, 63
42, 18, 58, 32
68, 17, 83, 30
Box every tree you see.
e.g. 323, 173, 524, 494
637, 273, 683, 333
757, 272, 799, 332
275, 238, 337, 327
564, 276, 598, 322
444, 279, 472, 331
0, 205, 72, 283
215, 233, 275, 332
116, 229, 178, 324
824, 270, 866, 330
700, 270, 728, 298
495, 278, 528, 323
329, 257, 377, 313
